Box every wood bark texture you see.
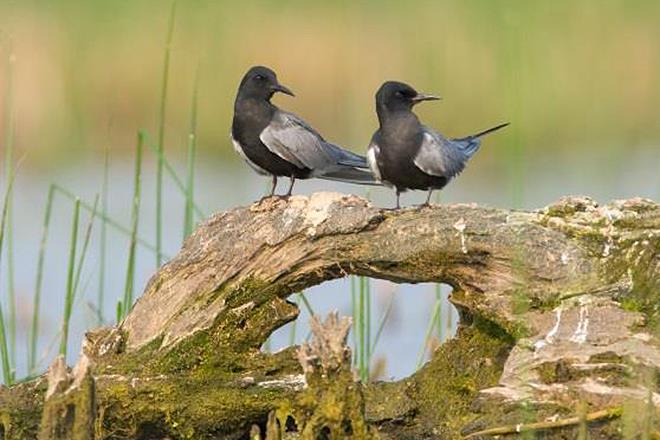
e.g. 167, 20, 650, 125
0, 193, 658, 439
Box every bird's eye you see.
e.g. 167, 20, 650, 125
255, 74, 264, 80
396, 91, 403, 97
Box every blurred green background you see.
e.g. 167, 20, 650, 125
0, 0, 658, 381
1, 0, 659, 178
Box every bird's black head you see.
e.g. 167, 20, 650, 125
237, 66, 294, 102
375, 81, 440, 116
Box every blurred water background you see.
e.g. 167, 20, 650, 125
0, 0, 658, 382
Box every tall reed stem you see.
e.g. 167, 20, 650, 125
184, 67, 199, 240
72, 196, 99, 302
122, 132, 144, 320
3, 44, 16, 375
0, 172, 17, 384
54, 185, 159, 255
28, 184, 55, 374
156, 1, 177, 267
417, 299, 441, 369
98, 144, 110, 324
59, 199, 81, 359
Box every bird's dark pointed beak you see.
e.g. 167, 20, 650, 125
411, 93, 441, 104
272, 83, 295, 97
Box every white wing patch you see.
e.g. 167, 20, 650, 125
231, 135, 269, 175
367, 143, 382, 182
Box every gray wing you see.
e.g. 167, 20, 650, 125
413, 126, 471, 179
260, 111, 365, 172
324, 142, 369, 168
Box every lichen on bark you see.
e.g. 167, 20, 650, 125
0, 193, 657, 439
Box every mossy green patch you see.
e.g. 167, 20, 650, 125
95, 277, 300, 382
603, 235, 660, 329
363, 380, 417, 424
277, 363, 379, 439
536, 359, 632, 387
39, 372, 95, 440
83, 277, 304, 439
98, 376, 290, 439
412, 315, 514, 437
0, 379, 46, 439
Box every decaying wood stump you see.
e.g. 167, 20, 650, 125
38, 355, 95, 440
0, 193, 658, 439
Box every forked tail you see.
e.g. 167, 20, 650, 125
469, 122, 510, 139
453, 122, 510, 157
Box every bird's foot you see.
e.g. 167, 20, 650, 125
258, 194, 286, 203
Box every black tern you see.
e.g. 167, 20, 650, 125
367, 81, 509, 208
231, 66, 377, 197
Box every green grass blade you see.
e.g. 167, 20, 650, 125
0, 279, 10, 383
57, 194, 97, 361
351, 276, 357, 367
3, 43, 16, 377
122, 132, 144, 320
155, 1, 177, 267
52, 184, 162, 256
116, 301, 123, 325
98, 144, 110, 324
366, 277, 371, 373
370, 290, 396, 355
183, 67, 199, 240
59, 198, 81, 359
435, 284, 443, 342
447, 291, 454, 338
0, 171, 17, 384
416, 299, 441, 369
358, 276, 367, 382
358, 277, 363, 377
28, 184, 55, 375
71, 195, 99, 300
298, 292, 315, 317
288, 295, 299, 346
142, 132, 205, 219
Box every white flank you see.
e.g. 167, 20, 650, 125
367, 144, 382, 181
231, 135, 269, 175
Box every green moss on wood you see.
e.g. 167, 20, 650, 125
97, 377, 290, 439
0, 380, 46, 439
277, 363, 378, 439
412, 315, 514, 438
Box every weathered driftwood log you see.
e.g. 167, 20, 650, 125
0, 193, 658, 439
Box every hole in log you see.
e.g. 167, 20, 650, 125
341, 418, 353, 435
319, 425, 331, 439
284, 415, 297, 432
136, 420, 170, 440
262, 277, 458, 379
